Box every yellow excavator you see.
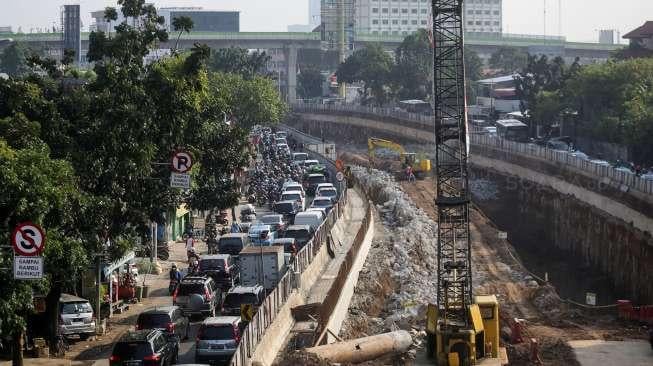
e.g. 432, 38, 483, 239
367, 137, 432, 179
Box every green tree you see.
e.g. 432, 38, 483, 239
0, 42, 29, 76
392, 29, 432, 100
489, 46, 529, 74
297, 65, 324, 99
208, 47, 271, 78
337, 43, 393, 106
0, 138, 87, 364
464, 46, 483, 81
566, 58, 653, 163
172, 16, 194, 51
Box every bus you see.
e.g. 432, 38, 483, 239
399, 100, 433, 115
495, 119, 529, 142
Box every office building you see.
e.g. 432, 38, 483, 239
91, 7, 239, 33
61, 4, 81, 63
354, 0, 501, 36
464, 0, 502, 34
310, 0, 322, 27
0, 26, 12, 33
158, 8, 239, 32
288, 24, 314, 32
321, 0, 355, 50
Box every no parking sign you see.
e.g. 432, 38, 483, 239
11, 222, 46, 256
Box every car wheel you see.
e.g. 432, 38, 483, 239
79, 333, 90, 341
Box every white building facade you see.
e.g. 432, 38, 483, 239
464, 0, 502, 34
354, 0, 502, 36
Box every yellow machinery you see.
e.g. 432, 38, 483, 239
367, 137, 432, 178
425, 1, 503, 365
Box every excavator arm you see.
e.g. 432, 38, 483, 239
367, 137, 407, 160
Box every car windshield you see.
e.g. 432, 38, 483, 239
199, 325, 234, 340
218, 238, 243, 254
223, 293, 259, 307
61, 302, 92, 314
282, 193, 301, 201
274, 203, 295, 213
261, 216, 281, 224
319, 189, 337, 196
178, 283, 205, 296
312, 199, 331, 207
293, 154, 307, 161
285, 230, 310, 240
137, 313, 170, 328
112, 342, 153, 358
307, 175, 326, 184
200, 259, 225, 271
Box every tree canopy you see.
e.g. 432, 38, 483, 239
298, 65, 324, 100
336, 43, 393, 105
208, 47, 271, 79
392, 29, 433, 101
489, 46, 529, 74
0, 0, 286, 359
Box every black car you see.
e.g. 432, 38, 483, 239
217, 233, 249, 257
136, 306, 189, 340
282, 225, 314, 250
109, 329, 179, 366
199, 254, 237, 290
305, 173, 327, 195
273, 200, 301, 222
173, 276, 222, 317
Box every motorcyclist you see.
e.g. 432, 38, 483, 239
188, 257, 200, 274
168, 263, 181, 294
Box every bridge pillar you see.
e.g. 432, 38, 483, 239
284, 44, 298, 103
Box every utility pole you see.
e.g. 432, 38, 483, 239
338, 0, 346, 100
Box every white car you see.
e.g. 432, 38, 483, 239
317, 187, 338, 203
589, 159, 611, 168
283, 183, 306, 197
483, 126, 497, 136
315, 183, 335, 194
304, 159, 319, 169
568, 150, 589, 160
640, 172, 653, 181
292, 152, 308, 164
281, 191, 305, 210
614, 166, 634, 175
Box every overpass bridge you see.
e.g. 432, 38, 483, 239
2, 31, 622, 100
289, 104, 653, 305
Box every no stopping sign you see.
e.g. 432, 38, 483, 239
11, 222, 46, 256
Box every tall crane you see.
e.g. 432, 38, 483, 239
427, 1, 502, 365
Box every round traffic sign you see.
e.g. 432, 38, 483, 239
336, 171, 345, 182
11, 222, 46, 256
171, 151, 193, 173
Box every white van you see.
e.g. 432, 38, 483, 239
293, 211, 324, 231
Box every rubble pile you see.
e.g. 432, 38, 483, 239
341, 166, 438, 348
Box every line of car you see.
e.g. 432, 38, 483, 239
109, 130, 340, 366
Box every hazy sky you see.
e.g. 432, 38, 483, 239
0, 0, 651, 43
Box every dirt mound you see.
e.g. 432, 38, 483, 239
277, 351, 333, 366
338, 152, 369, 166
507, 337, 581, 366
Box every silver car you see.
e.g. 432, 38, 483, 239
59, 294, 95, 339
195, 317, 244, 365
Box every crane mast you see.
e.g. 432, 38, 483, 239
432, 0, 472, 328
428, 1, 502, 364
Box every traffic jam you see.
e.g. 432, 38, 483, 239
103, 127, 340, 365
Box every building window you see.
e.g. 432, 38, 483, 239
402, 19, 408, 24
372, 8, 379, 13
494, 10, 500, 15
421, 8, 428, 13
372, 20, 379, 24
402, 8, 408, 13
392, 19, 399, 24
484, 21, 491, 25
392, 8, 399, 13
382, 19, 389, 24
467, 21, 474, 25
411, 20, 418, 25
411, 8, 417, 13
421, 20, 427, 25
382, 8, 388, 13
493, 21, 500, 25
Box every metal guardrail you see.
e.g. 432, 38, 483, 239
292, 104, 653, 196
229, 141, 348, 366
